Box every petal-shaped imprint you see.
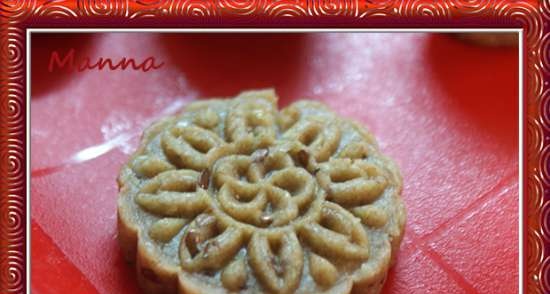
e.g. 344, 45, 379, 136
136, 191, 209, 217
131, 155, 174, 178
184, 214, 218, 256
299, 203, 369, 260
140, 170, 199, 194
351, 205, 388, 228
161, 125, 224, 171
180, 224, 243, 272
320, 159, 364, 184
250, 150, 294, 180
218, 183, 266, 225
136, 170, 209, 217
268, 167, 315, 210
248, 231, 303, 293
338, 141, 371, 160
225, 95, 277, 148
221, 257, 248, 291
282, 119, 341, 162
193, 108, 220, 129
277, 105, 301, 131
328, 177, 387, 206
213, 155, 258, 192
262, 186, 299, 227
309, 253, 339, 287
318, 159, 387, 206
353, 160, 389, 178
148, 218, 187, 242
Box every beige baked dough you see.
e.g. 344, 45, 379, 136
117, 89, 406, 294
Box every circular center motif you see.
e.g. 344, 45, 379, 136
211, 148, 317, 228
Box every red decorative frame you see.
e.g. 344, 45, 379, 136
0, 0, 547, 293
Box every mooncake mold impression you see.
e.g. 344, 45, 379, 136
117, 89, 406, 294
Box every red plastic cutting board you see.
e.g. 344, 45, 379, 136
30, 32, 519, 294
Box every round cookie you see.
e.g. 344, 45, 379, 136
117, 89, 406, 294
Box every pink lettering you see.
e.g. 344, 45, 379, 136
47, 48, 164, 72
48, 49, 75, 72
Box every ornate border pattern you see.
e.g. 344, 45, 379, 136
0, 0, 547, 293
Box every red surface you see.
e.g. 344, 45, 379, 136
31, 220, 98, 294
30, 33, 519, 293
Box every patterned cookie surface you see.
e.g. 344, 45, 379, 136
117, 89, 406, 294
